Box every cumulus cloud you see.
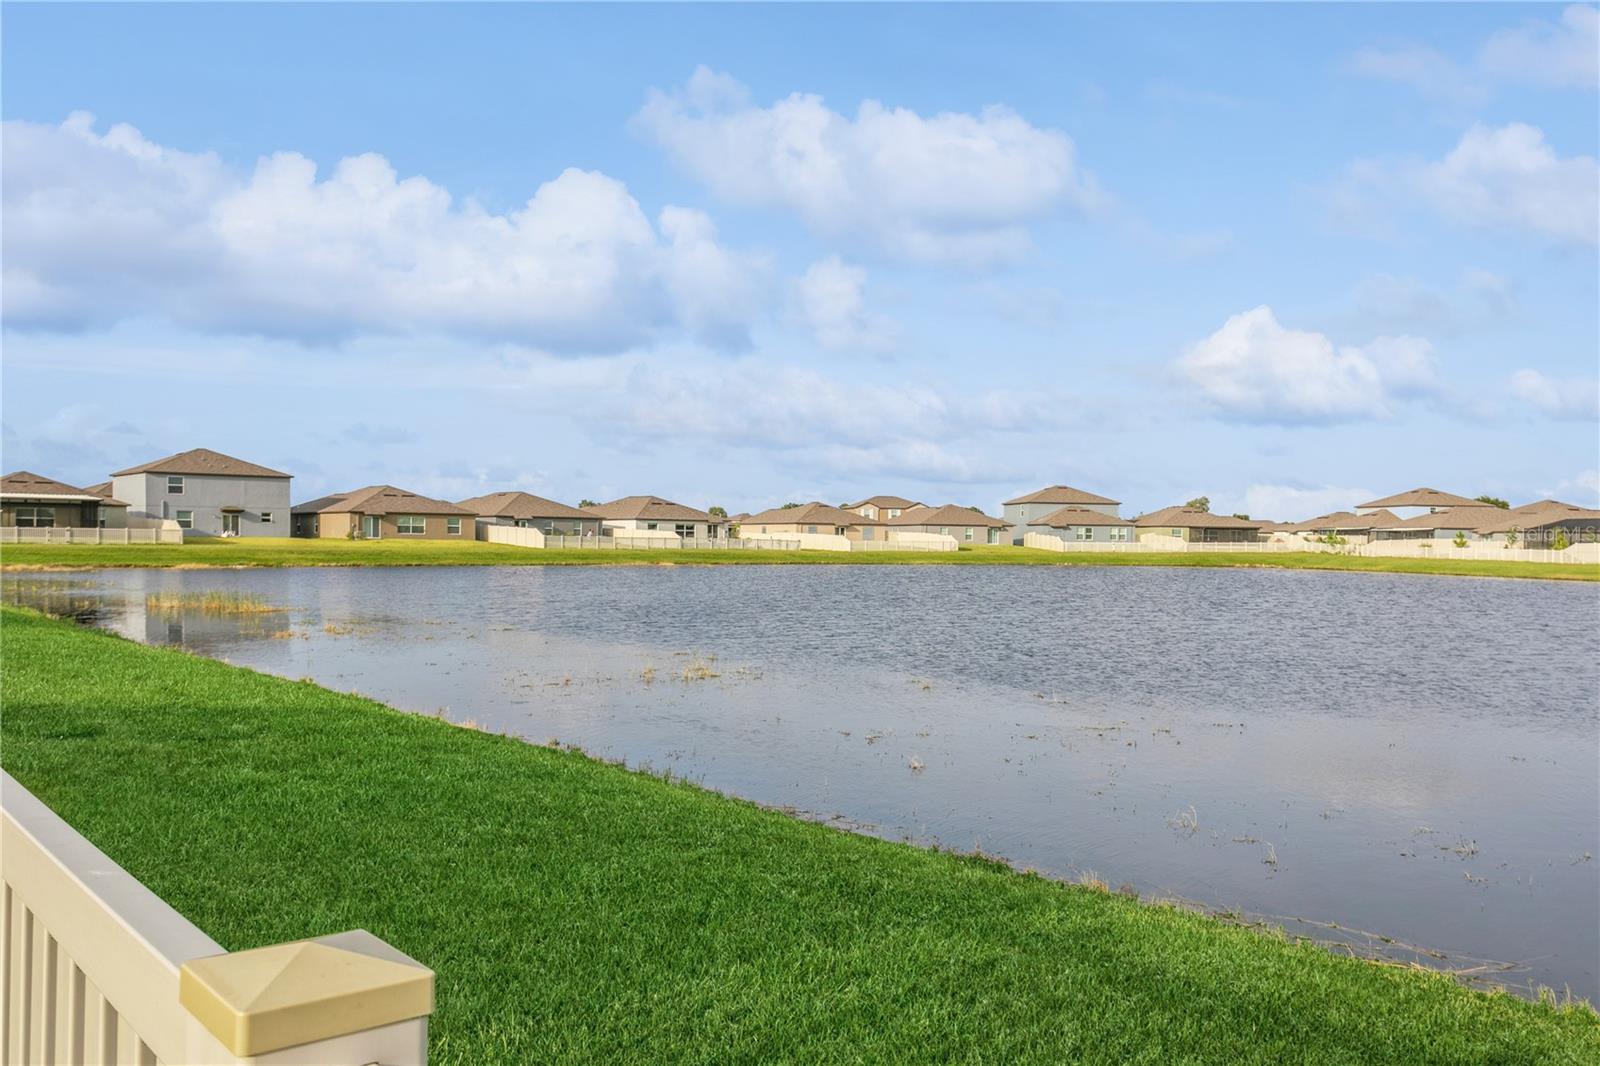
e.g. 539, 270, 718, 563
1508, 369, 1600, 420
1348, 6, 1598, 99
1174, 306, 1440, 423
790, 257, 897, 351
633, 67, 1098, 266
2, 113, 767, 351
1337, 123, 1598, 247
1238, 484, 1377, 522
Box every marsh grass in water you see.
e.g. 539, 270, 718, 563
145, 591, 283, 615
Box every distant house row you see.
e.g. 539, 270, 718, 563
3, 451, 1597, 548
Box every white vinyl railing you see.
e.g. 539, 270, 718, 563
1022, 531, 1600, 565
1, 772, 432, 1065
0, 528, 183, 545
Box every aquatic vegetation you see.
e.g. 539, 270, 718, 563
145, 591, 283, 615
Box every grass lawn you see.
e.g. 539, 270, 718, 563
2, 607, 1595, 1063
3, 536, 1595, 581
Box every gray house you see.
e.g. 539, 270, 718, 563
1026, 506, 1137, 544
110, 448, 292, 537
1002, 485, 1122, 544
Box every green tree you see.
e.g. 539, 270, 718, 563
1504, 527, 1519, 549
1453, 531, 1469, 548
1184, 496, 1210, 513
1231, 513, 1250, 521
1553, 530, 1571, 551
781, 502, 801, 509
579, 499, 598, 509
708, 506, 727, 518
1474, 495, 1510, 509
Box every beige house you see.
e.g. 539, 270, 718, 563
1355, 488, 1484, 520
1372, 500, 1600, 545
291, 485, 474, 540
1134, 506, 1261, 543
456, 491, 601, 537
1026, 506, 1137, 544
1, 471, 129, 529
843, 495, 923, 521
889, 504, 1010, 545
743, 502, 887, 541
1282, 509, 1403, 544
585, 496, 724, 539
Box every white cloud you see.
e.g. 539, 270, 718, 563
1238, 484, 1377, 522
1337, 124, 1598, 247
1349, 6, 1598, 98
1509, 369, 1600, 420
1480, 5, 1599, 89
790, 256, 896, 351
1540, 470, 1600, 507
1174, 306, 1439, 423
2, 113, 767, 351
633, 66, 1098, 266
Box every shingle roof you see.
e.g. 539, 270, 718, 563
80, 481, 128, 505
843, 495, 922, 510
888, 504, 1010, 528
1472, 502, 1600, 534
743, 502, 884, 526
0, 471, 106, 501
1134, 506, 1261, 530
1356, 487, 1481, 510
455, 491, 594, 522
292, 486, 473, 517
1004, 484, 1120, 506
1373, 506, 1507, 531
1029, 506, 1137, 527
1286, 509, 1402, 533
584, 496, 713, 522
112, 448, 291, 479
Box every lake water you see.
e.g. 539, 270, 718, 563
7, 565, 1598, 1000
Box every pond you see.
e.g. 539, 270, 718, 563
7, 565, 1597, 1000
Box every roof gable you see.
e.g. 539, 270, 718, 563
1004, 484, 1120, 507
1356, 487, 1481, 510
585, 496, 713, 522
112, 448, 291, 479
890, 504, 1009, 527
1029, 506, 1135, 527
1134, 506, 1260, 530
295, 485, 472, 516
455, 491, 594, 522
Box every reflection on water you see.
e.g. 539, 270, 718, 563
5, 566, 1598, 1000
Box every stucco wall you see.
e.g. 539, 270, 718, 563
1002, 501, 1120, 543
112, 473, 291, 538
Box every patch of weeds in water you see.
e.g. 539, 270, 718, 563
1448, 839, 1480, 858
323, 622, 355, 636
146, 591, 282, 615
679, 654, 720, 681
908, 756, 925, 773
1168, 805, 1200, 835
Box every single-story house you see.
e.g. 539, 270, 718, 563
1355, 488, 1484, 521
1134, 507, 1262, 543
455, 491, 602, 537
1478, 501, 1600, 546
1370, 506, 1509, 542
1, 471, 129, 529
1026, 506, 1137, 544
1002, 485, 1121, 544
742, 502, 887, 541
585, 496, 724, 539
291, 485, 474, 540
843, 495, 923, 521
111, 448, 291, 537
890, 504, 1012, 544
1283, 509, 1403, 544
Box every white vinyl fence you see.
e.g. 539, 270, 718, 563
1023, 531, 1600, 565
0, 528, 183, 545
1, 772, 433, 1065
476, 523, 547, 548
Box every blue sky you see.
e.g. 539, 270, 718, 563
3, 2, 1596, 518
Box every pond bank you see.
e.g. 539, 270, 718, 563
2, 606, 1595, 1063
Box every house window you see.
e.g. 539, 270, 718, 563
807, 525, 819, 534
1109, 527, 1130, 542
863, 527, 874, 540
761, 526, 768, 534
964, 527, 974, 541
97, 508, 108, 528
397, 515, 426, 535
14, 506, 53, 528
447, 517, 462, 536
175, 510, 194, 529
834, 526, 846, 536
674, 523, 695, 537
888, 508, 901, 518
167, 476, 184, 494
261, 511, 274, 524
987, 529, 1000, 544
864, 507, 877, 519
645, 522, 658, 531
1171, 528, 1182, 537
1076, 526, 1093, 541
939, 526, 949, 536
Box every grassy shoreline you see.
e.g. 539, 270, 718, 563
3, 536, 1596, 580
2, 606, 1595, 1062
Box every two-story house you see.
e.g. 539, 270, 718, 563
110, 449, 291, 537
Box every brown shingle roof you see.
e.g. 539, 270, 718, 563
843, 495, 922, 510
0, 471, 105, 501
888, 504, 1009, 528
1004, 484, 1120, 507
1472, 503, 1600, 534
584, 496, 713, 523
1286, 509, 1401, 533
1029, 506, 1136, 528
1373, 506, 1507, 531
455, 491, 594, 522
1356, 487, 1480, 510
1134, 506, 1261, 530
293, 485, 472, 517
112, 448, 290, 479
743, 502, 884, 526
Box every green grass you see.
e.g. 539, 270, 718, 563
3, 536, 1595, 580
2, 607, 1595, 1063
